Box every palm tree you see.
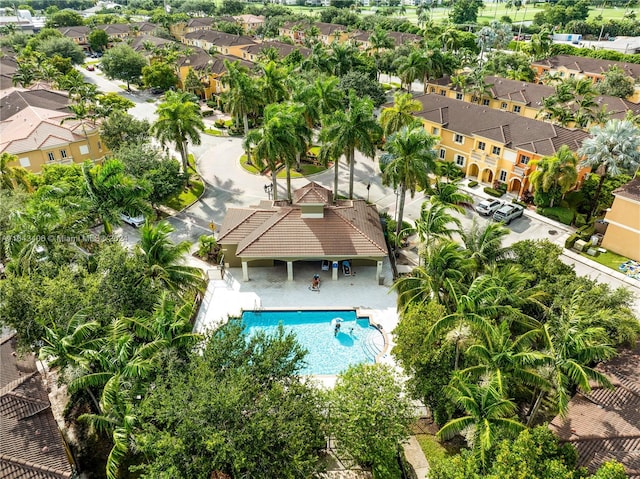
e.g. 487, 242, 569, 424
259, 60, 289, 104
136, 220, 206, 297
438, 372, 525, 467
152, 90, 204, 179
83, 160, 150, 234
394, 49, 427, 92
368, 27, 393, 80
0, 153, 32, 191
578, 119, 640, 220
529, 145, 578, 208
328, 42, 357, 77
318, 94, 381, 200
246, 104, 300, 201
221, 60, 262, 137
393, 239, 470, 310
415, 199, 462, 252
12, 60, 37, 87
382, 126, 438, 241
379, 92, 422, 137
430, 180, 473, 213
460, 221, 510, 275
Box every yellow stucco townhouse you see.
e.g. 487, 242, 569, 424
601, 177, 640, 262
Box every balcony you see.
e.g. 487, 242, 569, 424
484, 156, 497, 167
512, 165, 526, 177
471, 151, 485, 162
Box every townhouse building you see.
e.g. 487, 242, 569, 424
182, 30, 256, 57
233, 14, 265, 34
426, 75, 640, 124
600, 177, 640, 262
239, 41, 310, 62
279, 21, 349, 45
413, 94, 590, 196
58, 22, 156, 51
169, 16, 216, 39
0, 89, 106, 174
531, 55, 640, 103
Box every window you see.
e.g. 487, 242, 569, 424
455, 92, 463, 100
19, 157, 30, 167
499, 170, 508, 182
569, 73, 575, 78
432, 127, 439, 135
482, 99, 490, 106
80, 145, 89, 155
440, 90, 446, 96
501, 102, 508, 109
60, 149, 67, 158
512, 105, 521, 113
477, 141, 486, 151
559, 71, 565, 77
454, 133, 464, 144
491, 146, 501, 155
430, 87, 436, 93
439, 148, 446, 159
47, 152, 55, 162
455, 154, 465, 166
520, 155, 531, 165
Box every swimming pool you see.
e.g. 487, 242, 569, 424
241, 310, 385, 375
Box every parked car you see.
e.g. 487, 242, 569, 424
492, 204, 524, 224
120, 213, 145, 228
476, 198, 503, 216
86, 65, 95, 71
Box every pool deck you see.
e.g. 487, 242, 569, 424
194, 259, 400, 387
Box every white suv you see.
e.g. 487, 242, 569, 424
120, 213, 145, 228
476, 199, 503, 216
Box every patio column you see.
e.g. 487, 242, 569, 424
287, 261, 293, 281
242, 261, 249, 282
376, 261, 383, 283
332, 261, 338, 281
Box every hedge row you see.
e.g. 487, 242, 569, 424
484, 187, 504, 198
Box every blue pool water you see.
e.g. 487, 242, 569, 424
241, 310, 385, 375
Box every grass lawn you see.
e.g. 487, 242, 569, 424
204, 128, 223, 136
538, 206, 574, 225
163, 179, 204, 211
415, 433, 460, 468
276, 163, 327, 179
240, 155, 263, 175
581, 249, 633, 272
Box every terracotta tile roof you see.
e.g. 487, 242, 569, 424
281, 21, 347, 36
549, 345, 640, 478
183, 29, 256, 47
57, 25, 89, 38
240, 41, 311, 59
178, 49, 254, 74
293, 181, 332, 204
611, 177, 640, 202
233, 14, 265, 24
186, 17, 215, 28
130, 35, 176, 53
0, 335, 73, 479
414, 94, 589, 156
0, 90, 69, 120
219, 183, 388, 260
532, 55, 640, 81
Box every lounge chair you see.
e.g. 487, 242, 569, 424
342, 261, 351, 277
321, 260, 330, 271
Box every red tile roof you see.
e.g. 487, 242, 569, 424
218, 183, 387, 260
532, 55, 640, 81
0, 335, 73, 479
549, 345, 640, 478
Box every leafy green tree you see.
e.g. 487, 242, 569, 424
368, 27, 394, 80
460, 221, 511, 275
379, 92, 422, 137
0, 152, 32, 191
392, 301, 456, 425
338, 71, 387, 107
319, 94, 381, 200
88, 29, 109, 52
183, 67, 204, 97
381, 126, 438, 241
100, 111, 151, 150
529, 146, 578, 208
415, 200, 462, 254
152, 90, 204, 179
134, 322, 325, 479
95, 92, 134, 117
438, 372, 525, 468
328, 364, 415, 479
142, 62, 178, 92
450, 0, 484, 25
100, 44, 148, 91
136, 220, 206, 297
38, 36, 85, 64
258, 60, 289, 104
46, 9, 84, 27
578, 119, 640, 220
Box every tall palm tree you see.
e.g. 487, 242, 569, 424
460, 221, 510, 276
394, 49, 427, 92
578, 119, 640, 220
318, 94, 381, 200
83, 160, 150, 234
438, 372, 525, 467
221, 61, 262, 138
528, 291, 616, 424
440, 25, 462, 52
393, 239, 470, 310
136, 220, 206, 297
12, 60, 37, 87
152, 90, 204, 179
415, 199, 462, 252
259, 60, 289, 105
246, 104, 300, 201
328, 42, 357, 77
368, 27, 393, 80
430, 180, 473, 213
529, 145, 578, 208
379, 92, 422, 137
381, 126, 438, 241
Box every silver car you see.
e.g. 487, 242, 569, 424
120, 213, 145, 228
476, 199, 503, 216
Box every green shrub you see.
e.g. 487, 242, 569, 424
539, 206, 574, 225
565, 233, 579, 249
577, 225, 596, 241
202, 110, 214, 117
484, 187, 504, 198
512, 199, 527, 208
214, 119, 226, 128
206, 100, 217, 108
574, 214, 587, 228
468, 180, 479, 187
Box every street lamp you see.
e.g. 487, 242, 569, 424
264, 183, 273, 200
366, 183, 371, 202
